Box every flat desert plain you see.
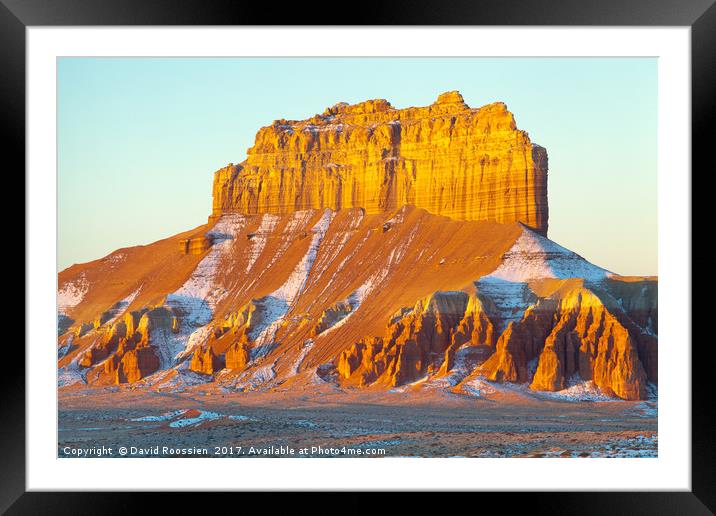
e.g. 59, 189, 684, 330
58, 381, 657, 459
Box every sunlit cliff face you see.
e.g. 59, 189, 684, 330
212, 90, 548, 235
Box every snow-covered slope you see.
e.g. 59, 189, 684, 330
485, 226, 611, 282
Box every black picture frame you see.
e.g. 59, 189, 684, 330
5, 0, 709, 512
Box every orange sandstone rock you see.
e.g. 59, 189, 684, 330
478, 299, 557, 383
115, 346, 160, 384
339, 291, 491, 387
190, 345, 225, 375
470, 286, 649, 400
225, 340, 251, 371
179, 236, 214, 255
212, 91, 548, 234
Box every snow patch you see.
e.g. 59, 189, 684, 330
474, 225, 609, 331
251, 209, 334, 355
174, 325, 215, 363
427, 346, 476, 389
168, 411, 223, 428
228, 415, 256, 422
294, 419, 319, 429
301, 123, 346, 133
162, 214, 246, 367
290, 339, 314, 374
271, 209, 333, 305
58, 273, 89, 313
460, 374, 618, 402
586, 434, 658, 458
58, 357, 86, 387
630, 384, 658, 418
352, 254, 394, 305
631, 401, 658, 419
130, 409, 255, 425
248, 296, 290, 360
130, 410, 185, 422
102, 253, 127, 266
460, 377, 498, 398
148, 362, 213, 391
488, 227, 611, 282
304, 210, 363, 297
235, 362, 277, 391
307, 211, 367, 309
535, 378, 617, 402
57, 335, 74, 360
245, 213, 280, 273
101, 287, 142, 326
311, 364, 340, 387
169, 213, 245, 320
317, 286, 368, 337
476, 277, 537, 332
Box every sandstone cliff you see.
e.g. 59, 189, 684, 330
211, 91, 549, 234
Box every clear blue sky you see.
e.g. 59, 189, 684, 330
58, 57, 657, 275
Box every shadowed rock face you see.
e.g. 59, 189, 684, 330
335, 277, 654, 400
471, 286, 650, 400
338, 292, 475, 386
57, 92, 656, 401
212, 91, 549, 235
529, 289, 647, 400
84, 308, 176, 384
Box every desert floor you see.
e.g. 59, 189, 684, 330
58, 381, 657, 459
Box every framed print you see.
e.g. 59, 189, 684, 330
7, 0, 711, 512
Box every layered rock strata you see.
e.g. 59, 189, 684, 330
212, 91, 549, 234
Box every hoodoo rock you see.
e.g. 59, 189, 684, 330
527, 288, 648, 399
57, 91, 656, 401
211, 91, 549, 235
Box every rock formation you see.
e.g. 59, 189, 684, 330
179, 236, 214, 255
57, 92, 656, 401
337, 290, 500, 387
212, 91, 549, 235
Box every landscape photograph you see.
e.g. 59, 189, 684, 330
57, 57, 657, 458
